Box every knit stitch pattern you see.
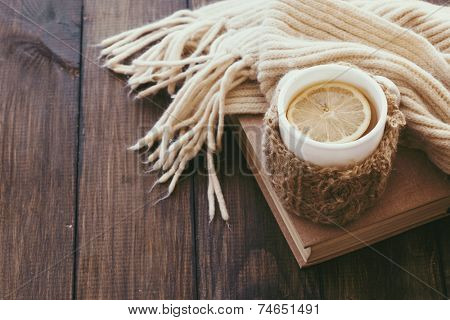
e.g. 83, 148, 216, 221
263, 79, 406, 225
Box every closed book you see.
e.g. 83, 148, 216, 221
232, 114, 450, 267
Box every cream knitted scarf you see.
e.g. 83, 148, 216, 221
100, 0, 450, 221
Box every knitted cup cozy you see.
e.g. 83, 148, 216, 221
263, 79, 406, 225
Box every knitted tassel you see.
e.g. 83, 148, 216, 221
100, 10, 260, 221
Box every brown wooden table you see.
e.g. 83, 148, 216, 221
1, 0, 449, 299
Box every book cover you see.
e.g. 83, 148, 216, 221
234, 114, 450, 267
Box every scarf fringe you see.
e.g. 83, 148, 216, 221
100, 10, 255, 221
99, 0, 450, 223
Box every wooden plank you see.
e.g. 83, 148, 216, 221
319, 221, 446, 299
190, 1, 320, 298
437, 216, 450, 296
320, 0, 447, 300
193, 129, 321, 299
0, 0, 81, 299
76, 0, 196, 299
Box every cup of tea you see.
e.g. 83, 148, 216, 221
277, 64, 390, 168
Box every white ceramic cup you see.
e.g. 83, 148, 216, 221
277, 64, 388, 168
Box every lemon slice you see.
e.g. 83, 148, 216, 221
286, 82, 372, 144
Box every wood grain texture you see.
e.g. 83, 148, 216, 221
314, 0, 449, 300
437, 216, 450, 296
191, 0, 321, 300
0, 0, 81, 299
193, 129, 322, 299
75, 0, 196, 299
319, 220, 446, 299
